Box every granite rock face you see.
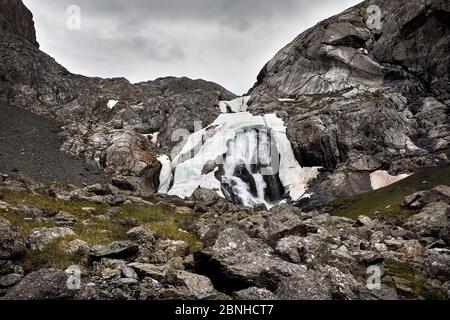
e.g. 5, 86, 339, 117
0, 0, 38, 46
249, 0, 450, 201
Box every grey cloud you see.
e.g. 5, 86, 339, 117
23, 0, 361, 94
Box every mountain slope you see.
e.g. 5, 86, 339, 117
249, 0, 450, 202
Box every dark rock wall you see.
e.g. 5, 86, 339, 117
0, 0, 38, 46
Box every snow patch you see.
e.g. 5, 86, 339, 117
370, 170, 410, 190
278, 98, 296, 102
157, 155, 172, 194
107, 100, 119, 109
219, 96, 250, 113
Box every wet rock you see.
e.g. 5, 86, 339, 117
26, 227, 75, 251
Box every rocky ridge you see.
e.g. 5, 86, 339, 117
249, 0, 450, 203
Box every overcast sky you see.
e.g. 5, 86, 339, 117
23, 0, 361, 94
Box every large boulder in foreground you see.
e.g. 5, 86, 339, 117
195, 228, 314, 293
2, 269, 74, 300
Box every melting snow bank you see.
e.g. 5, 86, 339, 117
218, 96, 250, 113
160, 109, 320, 207
370, 170, 410, 190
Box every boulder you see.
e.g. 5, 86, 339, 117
154, 240, 189, 260
191, 188, 220, 210
127, 263, 167, 282
3, 269, 74, 300
195, 228, 308, 292
26, 227, 75, 251
66, 240, 90, 255
89, 241, 139, 261
166, 270, 216, 299
0, 273, 23, 288
424, 248, 450, 281
275, 235, 330, 265
127, 225, 156, 242
54, 211, 78, 228
275, 273, 332, 300
233, 287, 277, 300
0, 217, 25, 259
404, 202, 449, 241
256, 210, 316, 245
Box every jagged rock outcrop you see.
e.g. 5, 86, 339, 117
0, 0, 38, 46
249, 0, 450, 201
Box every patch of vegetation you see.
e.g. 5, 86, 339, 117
1, 188, 202, 270
0, 210, 56, 237
329, 166, 450, 219
17, 238, 85, 271
384, 260, 446, 300
119, 204, 202, 252
0, 188, 109, 219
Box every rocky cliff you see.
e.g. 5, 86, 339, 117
249, 0, 450, 202
0, 0, 37, 46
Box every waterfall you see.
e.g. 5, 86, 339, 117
220, 128, 277, 208
159, 97, 321, 208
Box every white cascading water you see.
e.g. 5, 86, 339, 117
159, 97, 321, 208
221, 129, 273, 208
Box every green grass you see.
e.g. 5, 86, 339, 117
329, 166, 450, 219
17, 238, 86, 271
0, 211, 56, 237
0, 188, 109, 219
0, 188, 202, 270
